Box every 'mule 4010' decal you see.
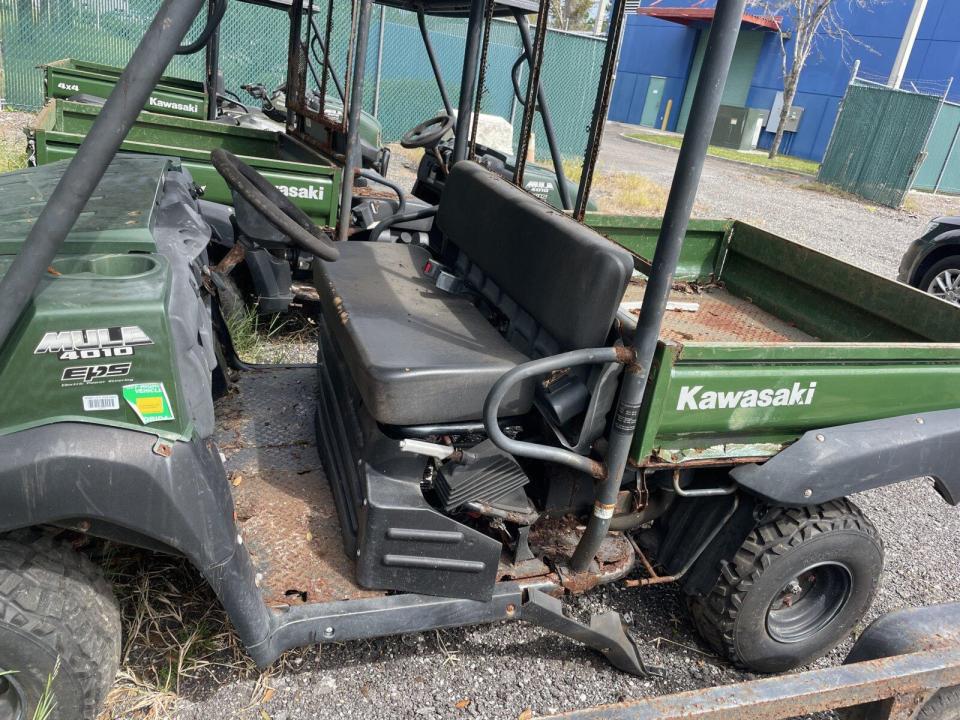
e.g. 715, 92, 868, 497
676, 382, 817, 411
34, 326, 153, 361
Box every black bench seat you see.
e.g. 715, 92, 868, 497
315, 161, 634, 427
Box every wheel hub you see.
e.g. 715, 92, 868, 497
927, 269, 960, 305
766, 562, 853, 644
0, 671, 25, 720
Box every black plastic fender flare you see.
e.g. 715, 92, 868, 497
731, 409, 960, 506
0, 423, 274, 659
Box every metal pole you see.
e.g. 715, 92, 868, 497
888, 0, 928, 89
285, 4, 303, 132
0, 0, 206, 354
204, 0, 220, 121
512, 0, 548, 186
417, 11, 454, 118
570, 0, 747, 573
514, 12, 571, 210
572, 0, 627, 220
593, 0, 608, 35
372, 5, 386, 118
337, 0, 373, 242
452, 0, 487, 163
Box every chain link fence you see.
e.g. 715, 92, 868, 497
0, 0, 606, 160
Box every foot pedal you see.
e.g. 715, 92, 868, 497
435, 439, 528, 512
522, 588, 664, 678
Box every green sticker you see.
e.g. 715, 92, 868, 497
122, 383, 174, 424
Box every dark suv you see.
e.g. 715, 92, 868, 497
899, 216, 960, 303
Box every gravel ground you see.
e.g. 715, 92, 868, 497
604, 121, 959, 279
162, 129, 960, 719
165, 480, 960, 720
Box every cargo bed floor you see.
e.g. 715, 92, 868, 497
622, 279, 816, 343
214, 368, 385, 607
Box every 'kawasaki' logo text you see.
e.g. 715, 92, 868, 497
677, 382, 817, 411
148, 96, 199, 114
276, 184, 324, 201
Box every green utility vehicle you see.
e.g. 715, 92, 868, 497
2, 1, 960, 719
29, 100, 342, 227
41, 57, 387, 152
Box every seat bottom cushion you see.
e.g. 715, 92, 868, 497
315, 242, 535, 425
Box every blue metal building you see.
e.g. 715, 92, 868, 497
609, 0, 960, 162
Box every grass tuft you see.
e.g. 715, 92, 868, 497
626, 131, 820, 176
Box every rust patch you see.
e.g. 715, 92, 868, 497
622, 279, 815, 344
213, 242, 246, 276
527, 516, 635, 594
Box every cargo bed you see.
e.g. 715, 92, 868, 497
27, 100, 342, 226
586, 215, 960, 466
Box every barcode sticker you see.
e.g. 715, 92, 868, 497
83, 395, 120, 412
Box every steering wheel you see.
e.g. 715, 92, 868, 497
401, 114, 455, 149
210, 149, 339, 262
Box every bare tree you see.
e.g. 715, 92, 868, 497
548, 0, 595, 31
749, 0, 881, 158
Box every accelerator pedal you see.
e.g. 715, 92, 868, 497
434, 439, 529, 512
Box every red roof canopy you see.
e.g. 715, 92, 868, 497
636, 7, 781, 31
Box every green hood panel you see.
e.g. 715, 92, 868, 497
0, 156, 168, 255
0, 157, 214, 442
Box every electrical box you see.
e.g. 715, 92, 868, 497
782, 106, 804, 133
766, 92, 805, 134
711, 105, 750, 149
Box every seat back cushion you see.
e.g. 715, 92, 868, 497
436, 161, 634, 352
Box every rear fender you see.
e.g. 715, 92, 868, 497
731, 409, 960, 506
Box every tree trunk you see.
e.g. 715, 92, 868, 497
769, 71, 800, 159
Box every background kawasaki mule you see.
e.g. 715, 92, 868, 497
3, 1, 960, 719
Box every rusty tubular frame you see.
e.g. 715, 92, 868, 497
573, 0, 627, 221
336, 0, 372, 242
512, 0, 549, 186
542, 644, 960, 720
468, 0, 495, 161
512, 12, 572, 211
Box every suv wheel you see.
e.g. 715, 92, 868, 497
919, 257, 960, 304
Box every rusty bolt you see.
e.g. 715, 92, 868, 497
153, 441, 173, 457
505, 604, 516, 617
815, 434, 825, 443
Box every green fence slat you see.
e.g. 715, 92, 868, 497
818, 81, 947, 207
